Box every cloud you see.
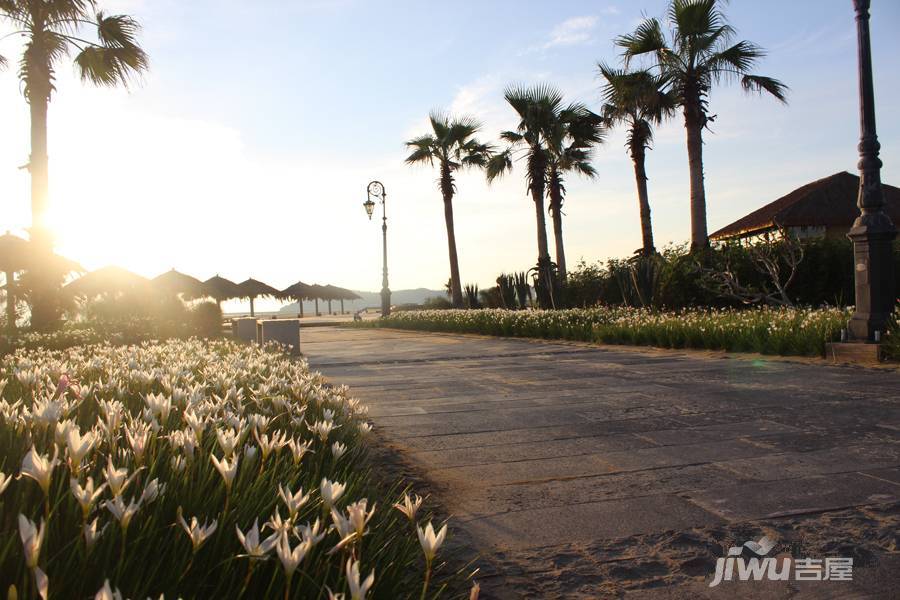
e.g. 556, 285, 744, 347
544, 16, 598, 49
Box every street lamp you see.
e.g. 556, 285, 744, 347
848, 0, 896, 342
364, 181, 391, 317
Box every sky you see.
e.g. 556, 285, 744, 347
0, 0, 898, 313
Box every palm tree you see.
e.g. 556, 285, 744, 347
0, 1, 149, 251
598, 64, 675, 256
545, 104, 604, 281
486, 84, 562, 293
405, 112, 492, 308
1, 1, 147, 329
616, 0, 787, 250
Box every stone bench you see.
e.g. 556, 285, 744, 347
260, 319, 301, 354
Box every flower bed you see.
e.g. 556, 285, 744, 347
0, 339, 458, 599
356, 307, 855, 357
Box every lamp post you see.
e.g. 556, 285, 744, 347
848, 0, 896, 342
364, 181, 391, 317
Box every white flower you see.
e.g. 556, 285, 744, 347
416, 521, 448, 563
298, 518, 326, 546
84, 517, 107, 549
216, 427, 243, 457
66, 427, 97, 471
71, 477, 106, 519
144, 392, 172, 423
236, 518, 279, 557
140, 478, 165, 505
346, 499, 375, 538
346, 558, 375, 600
103, 457, 142, 497
0, 471, 11, 496
19, 447, 60, 495
331, 441, 347, 460
34, 566, 49, 600
278, 483, 311, 518
210, 454, 239, 492
95, 580, 123, 600
18, 514, 45, 568
125, 421, 151, 465
105, 495, 142, 531
286, 437, 313, 464
276, 534, 312, 578
320, 478, 346, 511
392, 493, 423, 522
177, 507, 217, 553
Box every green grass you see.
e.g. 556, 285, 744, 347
354, 306, 857, 357
0, 338, 461, 599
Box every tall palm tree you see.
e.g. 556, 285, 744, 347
0, 1, 149, 251
616, 0, 787, 250
486, 84, 563, 292
0, 1, 147, 329
545, 104, 604, 281
405, 112, 492, 308
598, 64, 675, 256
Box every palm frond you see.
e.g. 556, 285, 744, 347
616, 17, 666, 65
485, 150, 513, 183
741, 74, 788, 103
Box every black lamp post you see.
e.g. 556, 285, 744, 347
364, 181, 391, 317
848, 0, 896, 342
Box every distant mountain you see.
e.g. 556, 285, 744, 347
277, 288, 446, 315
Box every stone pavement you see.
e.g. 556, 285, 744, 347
302, 327, 900, 599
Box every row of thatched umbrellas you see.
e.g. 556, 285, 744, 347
0, 230, 361, 324
61, 266, 361, 317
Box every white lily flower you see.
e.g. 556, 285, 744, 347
298, 518, 326, 546
66, 427, 97, 472
0, 471, 11, 496
216, 427, 242, 457
331, 441, 347, 460
276, 534, 312, 578
210, 454, 239, 492
71, 477, 106, 519
83, 517, 107, 550
346, 499, 375, 538
235, 518, 278, 557
95, 580, 123, 600
346, 558, 375, 600
286, 437, 313, 464
177, 507, 217, 553
19, 446, 60, 495
416, 521, 448, 563
183, 409, 206, 443
33, 565, 49, 600
140, 478, 165, 504
103, 457, 142, 497
320, 478, 346, 511
105, 495, 142, 531
392, 493, 423, 523
125, 421, 151, 465
144, 392, 172, 423
278, 483, 311, 518
265, 510, 296, 538
18, 514, 45, 568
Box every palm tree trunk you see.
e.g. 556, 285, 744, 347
30, 83, 51, 251
299, 301, 304, 318
314, 298, 319, 316
340, 299, 344, 314
631, 144, 655, 255
328, 299, 333, 315
530, 162, 551, 263
249, 297, 255, 317
440, 166, 464, 308
5, 271, 15, 333
683, 97, 708, 250
548, 171, 567, 281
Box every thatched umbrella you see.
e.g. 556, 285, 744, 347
279, 280, 313, 318
237, 278, 280, 317
306, 284, 331, 316
203, 275, 242, 308
0, 233, 30, 331
323, 284, 362, 314
63, 266, 150, 298
153, 269, 207, 299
